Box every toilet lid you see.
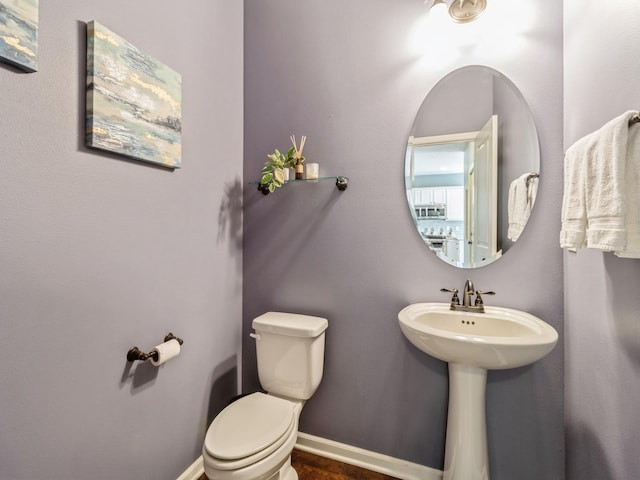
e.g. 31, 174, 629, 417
204, 393, 295, 461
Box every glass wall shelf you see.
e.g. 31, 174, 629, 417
250, 176, 349, 195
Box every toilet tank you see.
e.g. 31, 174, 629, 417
252, 312, 328, 400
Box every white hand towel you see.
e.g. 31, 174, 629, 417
615, 123, 640, 258
584, 111, 636, 250
508, 173, 536, 242
560, 133, 593, 249
560, 110, 638, 251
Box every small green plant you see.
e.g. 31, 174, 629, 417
258, 135, 307, 195
258, 148, 293, 194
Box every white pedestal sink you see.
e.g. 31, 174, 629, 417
398, 302, 558, 480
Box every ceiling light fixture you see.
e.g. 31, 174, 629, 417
424, 0, 487, 23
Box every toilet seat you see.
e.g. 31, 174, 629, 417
204, 393, 295, 471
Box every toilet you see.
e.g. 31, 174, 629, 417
202, 312, 328, 480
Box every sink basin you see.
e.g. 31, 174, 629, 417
398, 302, 558, 369
399, 301, 558, 479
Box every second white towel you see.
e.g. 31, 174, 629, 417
508, 173, 538, 242
560, 110, 638, 252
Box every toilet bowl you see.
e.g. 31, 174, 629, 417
203, 393, 302, 480
202, 312, 328, 480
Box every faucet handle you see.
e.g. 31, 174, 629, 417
440, 288, 460, 306
474, 290, 495, 306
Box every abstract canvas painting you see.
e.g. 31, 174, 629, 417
86, 21, 182, 168
0, 0, 39, 72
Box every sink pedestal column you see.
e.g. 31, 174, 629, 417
444, 363, 489, 480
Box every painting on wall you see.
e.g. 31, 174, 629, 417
86, 21, 182, 168
0, 0, 39, 72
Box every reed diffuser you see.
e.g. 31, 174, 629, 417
290, 135, 306, 180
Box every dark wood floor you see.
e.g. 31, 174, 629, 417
199, 449, 400, 480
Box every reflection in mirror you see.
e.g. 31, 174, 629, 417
405, 66, 540, 269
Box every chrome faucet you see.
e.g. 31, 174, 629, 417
440, 279, 495, 313
462, 279, 475, 307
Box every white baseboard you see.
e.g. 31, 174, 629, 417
176, 455, 204, 480
296, 432, 443, 480
178, 433, 443, 480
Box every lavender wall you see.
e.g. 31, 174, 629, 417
244, 0, 564, 478
564, 2, 640, 479
0, 2, 243, 479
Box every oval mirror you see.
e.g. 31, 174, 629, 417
405, 65, 540, 268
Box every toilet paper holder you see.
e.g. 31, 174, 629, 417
127, 333, 184, 363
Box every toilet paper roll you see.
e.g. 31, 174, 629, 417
150, 339, 181, 366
